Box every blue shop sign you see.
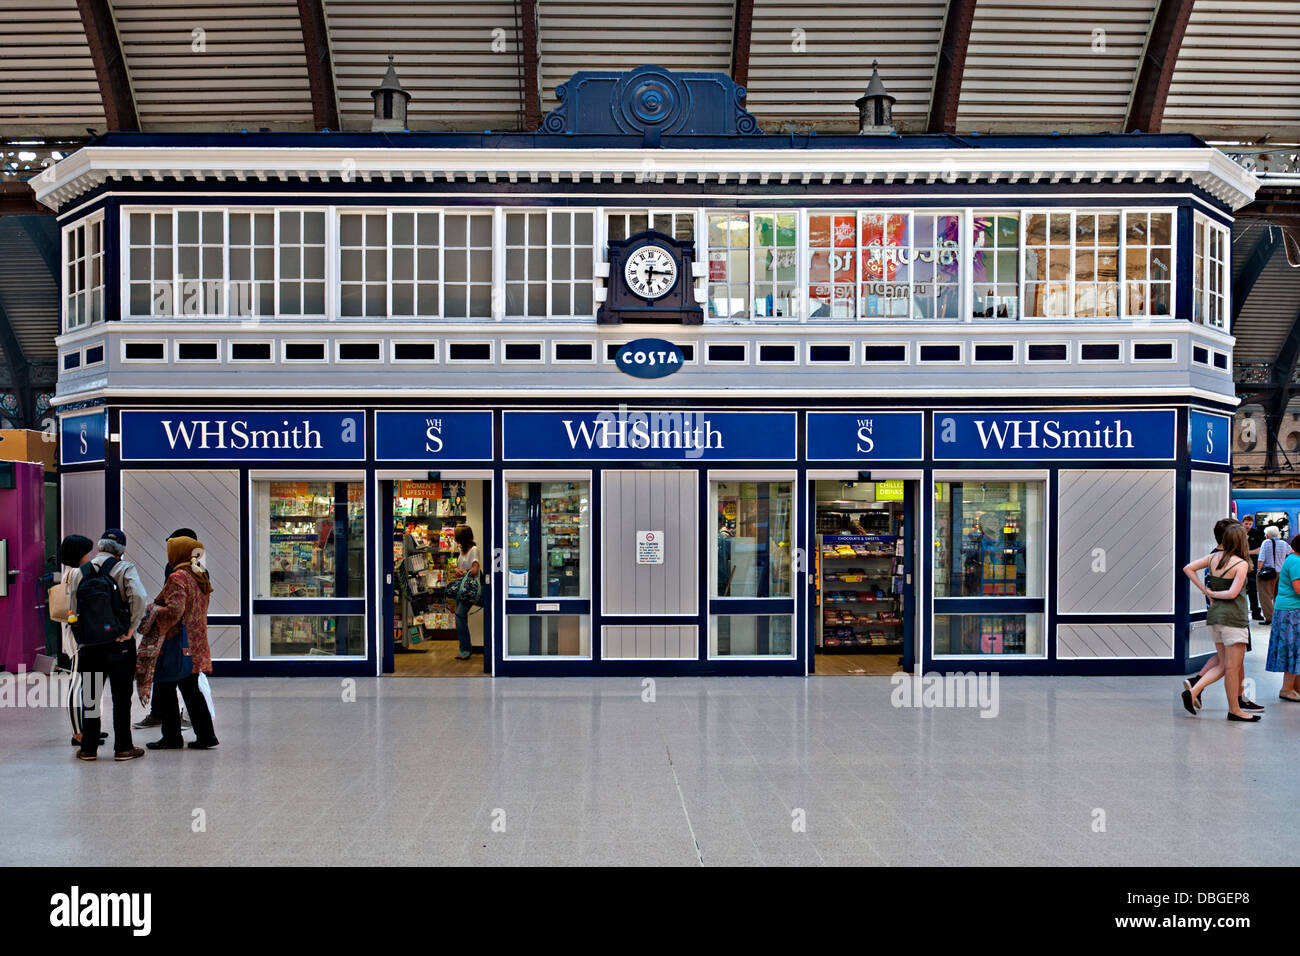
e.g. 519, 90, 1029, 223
503, 410, 797, 461
60, 410, 107, 465
1189, 410, 1231, 466
614, 339, 686, 379
120, 411, 365, 462
375, 411, 494, 462
933, 410, 1177, 461
807, 412, 924, 461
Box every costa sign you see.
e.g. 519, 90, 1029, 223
614, 338, 685, 379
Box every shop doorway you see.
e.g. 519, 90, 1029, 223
812, 478, 915, 676
382, 477, 491, 676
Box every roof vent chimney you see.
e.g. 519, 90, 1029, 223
855, 60, 896, 135
371, 54, 411, 132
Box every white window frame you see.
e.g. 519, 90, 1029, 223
280, 340, 329, 364
917, 341, 965, 365
1193, 212, 1230, 332
389, 340, 439, 364
227, 339, 275, 364
173, 340, 222, 364
971, 209, 1021, 321
63, 212, 104, 332
1131, 340, 1177, 364
120, 339, 169, 364
334, 340, 385, 364
706, 469, 799, 662
971, 341, 1019, 365
503, 209, 598, 320
805, 341, 855, 366
756, 341, 799, 365
501, 470, 594, 661
931, 469, 1050, 661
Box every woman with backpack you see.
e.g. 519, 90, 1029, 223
144, 535, 219, 750
450, 525, 481, 662
1181, 523, 1262, 722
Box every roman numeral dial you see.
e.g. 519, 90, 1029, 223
624, 244, 678, 300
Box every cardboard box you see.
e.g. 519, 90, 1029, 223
0, 429, 56, 471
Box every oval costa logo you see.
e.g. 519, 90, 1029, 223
614, 338, 685, 379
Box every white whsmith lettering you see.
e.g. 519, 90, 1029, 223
160, 419, 323, 452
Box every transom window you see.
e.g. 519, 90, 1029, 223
607, 209, 695, 242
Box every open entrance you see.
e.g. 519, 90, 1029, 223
813, 478, 914, 675
383, 477, 490, 676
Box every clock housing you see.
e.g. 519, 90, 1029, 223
598, 229, 704, 325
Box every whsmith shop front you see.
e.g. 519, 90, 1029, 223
56, 398, 1231, 678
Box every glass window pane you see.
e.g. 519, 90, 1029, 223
255, 480, 365, 601
256, 615, 365, 658
934, 481, 1043, 598
710, 615, 793, 657
506, 616, 590, 658
506, 481, 590, 598
712, 480, 792, 598
934, 614, 1043, 657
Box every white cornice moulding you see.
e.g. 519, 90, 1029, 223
48, 385, 1242, 407
35, 146, 1261, 211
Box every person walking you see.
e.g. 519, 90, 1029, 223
145, 535, 218, 750
134, 527, 198, 731
1181, 523, 1262, 721
1257, 525, 1291, 624
1242, 514, 1265, 622
57, 535, 105, 750
450, 525, 481, 662
1266, 532, 1300, 704
69, 531, 145, 761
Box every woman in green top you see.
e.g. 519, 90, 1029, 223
1182, 523, 1261, 721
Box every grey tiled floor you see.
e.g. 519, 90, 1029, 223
3, 653, 1298, 866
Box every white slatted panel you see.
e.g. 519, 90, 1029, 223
327, 0, 524, 131
112, 0, 314, 129
0, 0, 106, 134
539, 0, 734, 112
745, 0, 946, 131
956, 0, 1157, 132
1165, 0, 1300, 138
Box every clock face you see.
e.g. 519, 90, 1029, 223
624, 244, 678, 300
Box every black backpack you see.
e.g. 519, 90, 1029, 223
73, 557, 130, 647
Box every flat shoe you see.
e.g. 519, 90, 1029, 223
75, 751, 96, 761
1227, 712, 1262, 722
145, 738, 184, 750
1278, 691, 1300, 702
114, 748, 145, 761
187, 739, 219, 750
455, 653, 471, 660
1180, 682, 1197, 716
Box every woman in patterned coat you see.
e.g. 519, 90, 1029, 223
144, 535, 219, 750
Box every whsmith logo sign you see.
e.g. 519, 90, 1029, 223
120, 411, 365, 462
614, 339, 686, 379
933, 410, 1177, 461
503, 409, 797, 461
